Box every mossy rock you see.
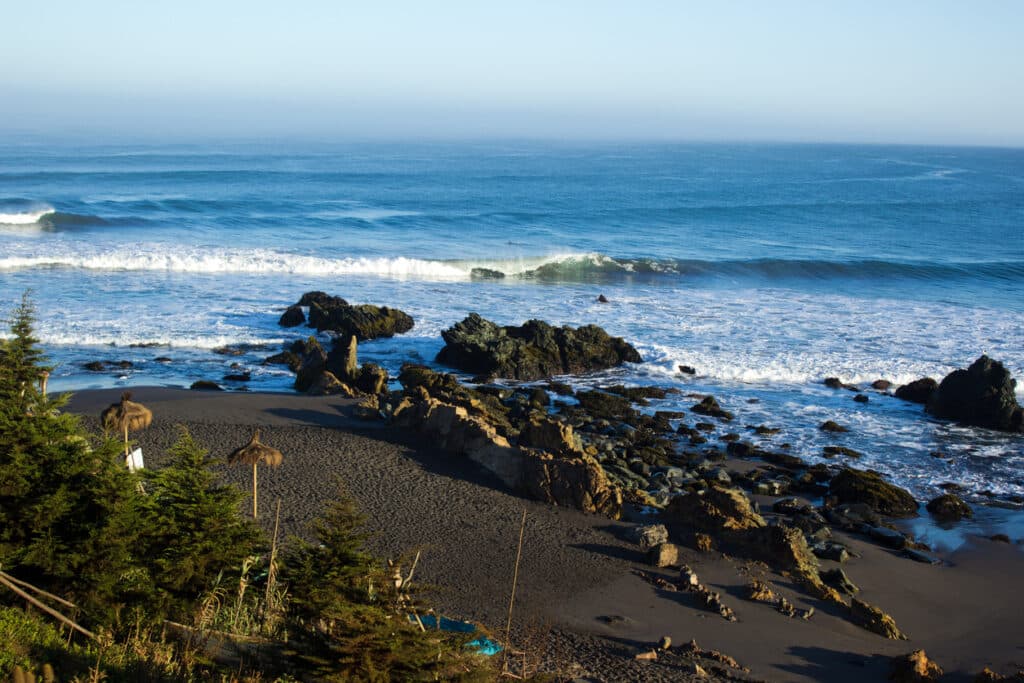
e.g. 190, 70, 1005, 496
830, 468, 918, 517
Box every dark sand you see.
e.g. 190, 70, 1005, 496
67, 388, 1024, 682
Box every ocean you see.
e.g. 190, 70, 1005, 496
1, 139, 1022, 527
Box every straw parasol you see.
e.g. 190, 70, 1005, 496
228, 429, 283, 519
101, 391, 153, 461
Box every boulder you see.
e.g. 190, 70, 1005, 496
890, 650, 942, 682
691, 396, 734, 421
850, 598, 906, 639
355, 363, 389, 396
830, 469, 918, 517
306, 371, 356, 397
297, 291, 338, 307
190, 380, 223, 391
820, 420, 848, 433
629, 524, 669, 551
647, 543, 679, 568
926, 355, 1023, 432
435, 313, 642, 381
895, 378, 938, 404
294, 337, 328, 392
872, 379, 893, 391
926, 493, 973, 521
278, 305, 305, 327
308, 298, 414, 341
470, 267, 505, 280
325, 334, 359, 381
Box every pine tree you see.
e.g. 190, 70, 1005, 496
0, 292, 51, 414
139, 428, 265, 619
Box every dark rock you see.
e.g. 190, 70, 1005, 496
869, 525, 907, 549
297, 291, 339, 307
820, 420, 848, 433
691, 396, 733, 421
761, 451, 805, 469
528, 387, 550, 409
436, 314, 642, 381
895, 378, 938, 404
278, 305, 305, 327
871, 379, 892, 391
821, 568, 858, 595
726, 441, 754, 457
83, 361, 106, 371
629, 524, 669, 550
926, 493, 973, 521
812, 541, 850, 563
470, 267, 506, 280
114, 360, 133, 369
190, 380, 223, 391
307, 371, 356, 397
212, 345, 248, 356
773, 497, 814, 516
678, 365, 697, 375
854, 394, 869, 403
830, 469, 918, 517
823, 445, 862, 458
263, 350, 301, 372
546, 381, 575, 396
926, 355, 1023, 432
824, 502, 882, 529
753, 424, 780, 435
824, 377, 844, 389
597, 294, 609, 303
308, 299, 414, 341
990, 534, 1011, 543
154, 357, 172, 363
223, 372, 251, 382
355, 363, 389, 395
575, 390, 635, 422
602, 384, 669, 403
325, 334, 359, 382
294, 337, 328, 392
903, 548, 941, 565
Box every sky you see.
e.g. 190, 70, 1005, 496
2, 1, 1022, 145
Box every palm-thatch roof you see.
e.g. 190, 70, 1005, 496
229, 430, 283, 468
101, 391, 153, 434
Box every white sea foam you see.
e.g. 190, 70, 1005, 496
0, 245, 596, 280
0, 207, 55, 225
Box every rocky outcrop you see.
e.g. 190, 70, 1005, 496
293, 335, 387, 396
890, 650, 942, 682
435, 313, 642, 381
851, 598, 906, 639
926, 355, 1024, 432
278, 305, 305, 327
391, 367, 622, 518
895, 378, 938, 404
926, 493, 973, 521
830, 469, 918, 517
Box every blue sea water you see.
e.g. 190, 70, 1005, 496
1, 139, 1022, 516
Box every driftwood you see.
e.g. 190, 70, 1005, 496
0, 570, 96, 641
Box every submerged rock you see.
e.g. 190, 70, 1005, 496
830, 469, 918, 518
435, 313, 642, 381
895, 378, 938, 404
926, 355, 1024, 433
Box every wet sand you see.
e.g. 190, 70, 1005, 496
67, 387, 1024, 682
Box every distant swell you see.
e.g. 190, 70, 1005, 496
1, 247, 1022, 284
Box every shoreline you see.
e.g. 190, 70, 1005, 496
66, 386, 1024, 682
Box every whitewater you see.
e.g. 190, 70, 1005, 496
0, 139, 1022, 515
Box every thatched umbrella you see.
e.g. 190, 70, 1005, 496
101, 391, 153, 461
228, 429, 283, 519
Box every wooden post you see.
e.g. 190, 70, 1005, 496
252, 462, 258, 519
502, 509, 527, 674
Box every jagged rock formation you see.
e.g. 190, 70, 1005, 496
282, 291, 414, 341
926, 355, 1023, 432
435, 313, 642, 381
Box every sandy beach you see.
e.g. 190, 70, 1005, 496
62, 386, 1024, 682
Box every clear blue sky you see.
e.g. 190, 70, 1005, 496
3, 1, 1022, 145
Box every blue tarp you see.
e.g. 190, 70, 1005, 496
409, 615, 503, 656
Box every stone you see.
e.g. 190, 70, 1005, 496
691, 396, 734, 421
630, 524, 669, 551
647, 542, 680, 568
294, 337, 328, 392
869, 526, 908, 549
854, 394, 870, 403
355, 362, 388, 395
657, 635, 671, 650
297, 291, 338, 307
820, 420, 848, 433
872, 379, 893, 391
306, 371, 356, 397
278, 305, 305, 327
307, 297, 414, 341
597, 294, 609, 303
518, 417, 581, 455
223, 372, 251, 382
470, 267, 505, 280
83, 361, 106, 371
895, 378, 938, 404
821, 568, 858, 595
926, 355, 1023, 432
890, 649, 943, 682
830, 468, 919, 517
353, 396, 381, 420
926, 493, 973, 521
325, 334, 359, 381
823, 445, 862, 458
435, 313, 642, 381
190, 380, 223, 391
850, 598, 906, 639
679, 365, 697, 375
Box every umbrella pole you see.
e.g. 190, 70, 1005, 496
252, 462, 258, 519
123, 424, 130, 462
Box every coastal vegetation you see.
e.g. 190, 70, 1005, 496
0, 295, 495, 681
